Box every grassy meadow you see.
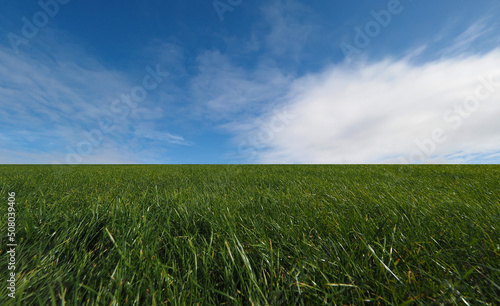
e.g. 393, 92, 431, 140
0, 165, 499, 305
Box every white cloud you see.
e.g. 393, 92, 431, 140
233, 50, 500, 163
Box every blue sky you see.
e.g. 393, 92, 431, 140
1, 0, 500, 164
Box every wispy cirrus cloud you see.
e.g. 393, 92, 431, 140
0, 30, 190, 164
441, 18, 498, 56
189, 49, 292, 119
134, 126, 192, 146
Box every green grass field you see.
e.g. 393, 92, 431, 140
1, 165, 499, 305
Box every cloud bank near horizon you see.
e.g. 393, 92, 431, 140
232, 50, 500, 164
